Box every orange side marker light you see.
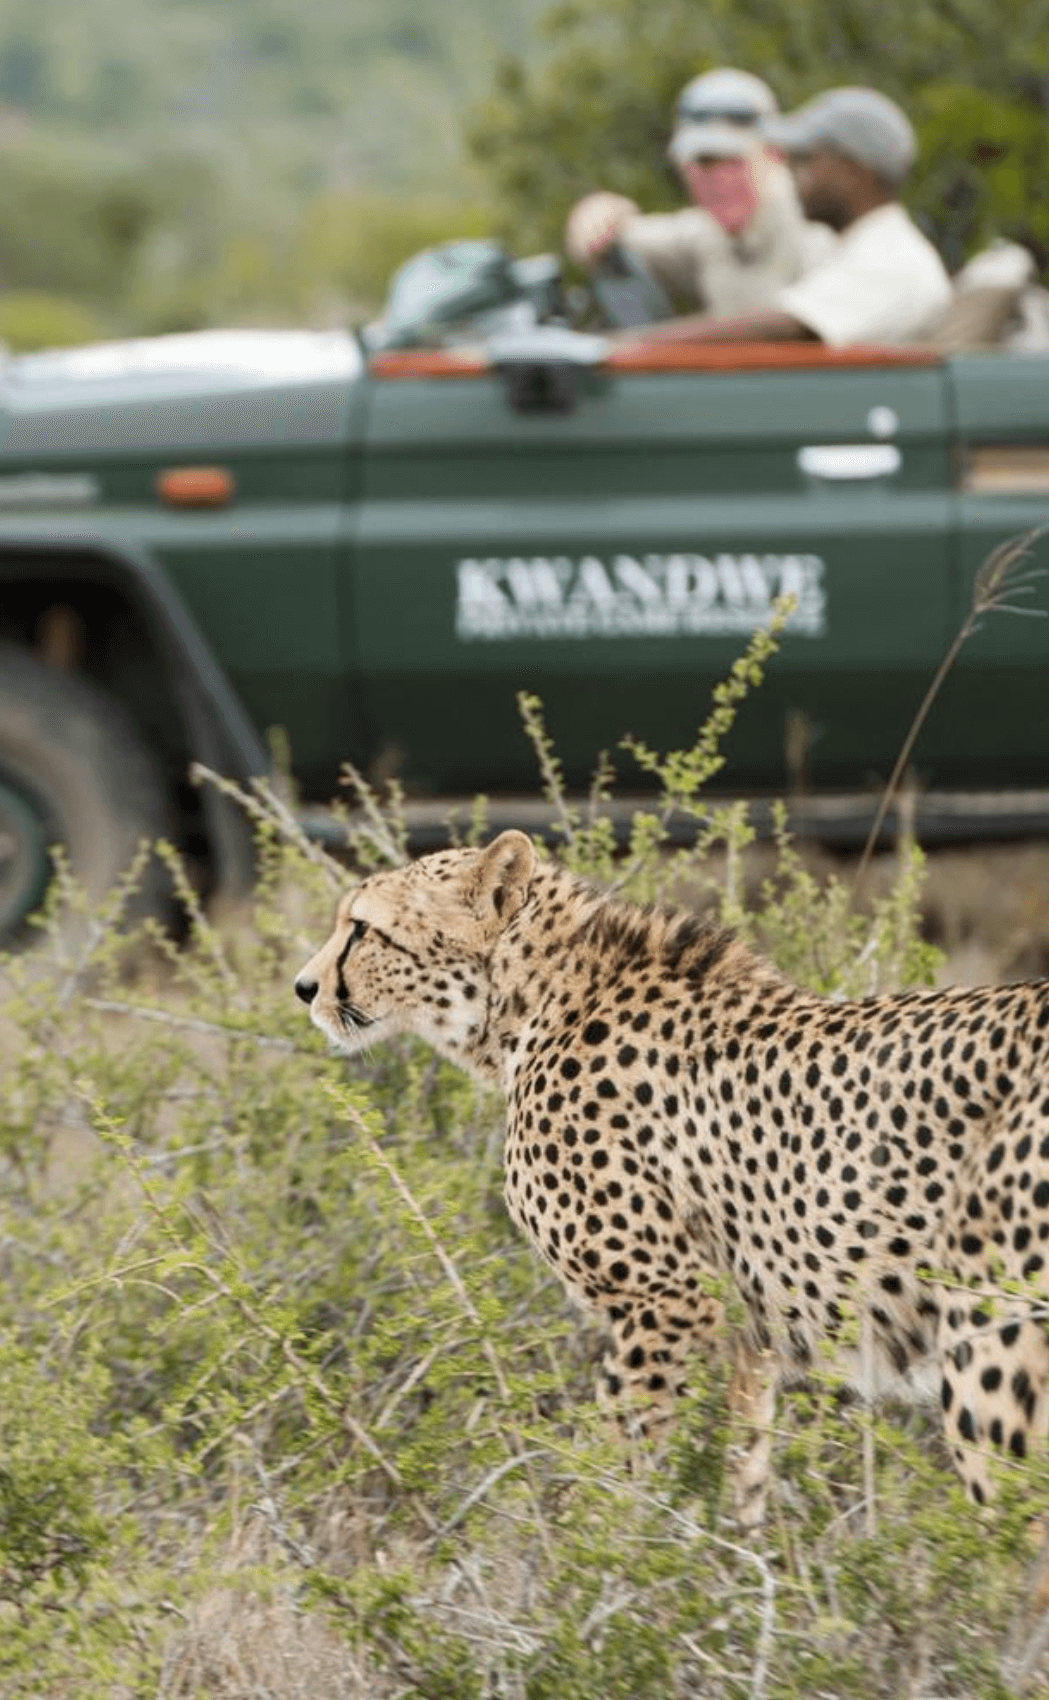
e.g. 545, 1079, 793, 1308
156, 466, 236, 508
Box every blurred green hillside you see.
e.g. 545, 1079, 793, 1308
1, 0, 1049, 350
0, 0, 546, 192
0, 0, 545, 346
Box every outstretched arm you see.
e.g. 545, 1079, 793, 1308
619, 307, 820, 344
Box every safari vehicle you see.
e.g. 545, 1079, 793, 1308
0, 237, 1048, 939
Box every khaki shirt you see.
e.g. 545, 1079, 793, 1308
778, 203, 952, 346
619, 161, 836, 316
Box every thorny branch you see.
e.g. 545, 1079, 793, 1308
853, 528, 1047, 900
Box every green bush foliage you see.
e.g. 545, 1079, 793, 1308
290, 192, 497, 320
2, 639, 1049, 1695
467, 0, 1049, 271
0, 142, 154, 304
0, 0, 544, 189
0, 291, 106, 352
0, 144, 496, 344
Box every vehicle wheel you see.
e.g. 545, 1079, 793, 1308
0, 641, 171, 943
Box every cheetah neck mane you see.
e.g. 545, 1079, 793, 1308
483, 861, 779, 1088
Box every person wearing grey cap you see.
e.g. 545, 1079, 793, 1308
565, 69, 835, 319
628, 86, 951, 347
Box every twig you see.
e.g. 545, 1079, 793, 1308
586, 748, 616, 829
338, 760, 410, 867
410, 1595, 542, 1656
375, 1343, 443, 1430
139, 1140, 229, 1167
436, 1450, 546, 1538
84, 996, 303, 1054
154, 838, 238, 991
249, 1456, 316, 1567
190, 762, 347, 889
853, 529, 1047, 901
340, 1098, 555, 1559
517, 691, 577, 846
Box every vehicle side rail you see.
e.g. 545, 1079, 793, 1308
369, 342, 943, 380
299, 788, 1049, 855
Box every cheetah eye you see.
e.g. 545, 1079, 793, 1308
348, 919, 368, 946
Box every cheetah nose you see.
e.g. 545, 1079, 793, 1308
294, 976, 318, 1006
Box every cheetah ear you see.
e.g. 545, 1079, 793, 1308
470, 831, 535, 931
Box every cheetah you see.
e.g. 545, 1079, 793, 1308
295, 830, 1049, 1527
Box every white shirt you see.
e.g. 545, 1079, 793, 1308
620, 161, 837, 317
777, 202, 952, 346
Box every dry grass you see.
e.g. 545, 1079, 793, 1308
158, 1524, 364, 1700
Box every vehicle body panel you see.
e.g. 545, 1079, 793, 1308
936, 353, 1049, 785
0, 328, 1045, 804
0, 331, 368, 791
358, 360, 955, 791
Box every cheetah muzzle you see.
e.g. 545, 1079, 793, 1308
295, 830, 1049, 1528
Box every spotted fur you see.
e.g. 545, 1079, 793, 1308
295, 831, 1049, 1526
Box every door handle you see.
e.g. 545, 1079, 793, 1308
798, 444, 901, 481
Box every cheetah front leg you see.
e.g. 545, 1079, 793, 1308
597, 1288, 723, 1444
598, 1294, 776, 1533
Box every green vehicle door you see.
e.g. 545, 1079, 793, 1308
937, 353, 1049, 788
353, 343, 955, 795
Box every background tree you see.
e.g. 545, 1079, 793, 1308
467, 0, 1049, 271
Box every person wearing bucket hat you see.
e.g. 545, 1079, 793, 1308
564, 68, 835, 319
626, 85, 951, 346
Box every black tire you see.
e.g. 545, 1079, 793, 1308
0, 641, 171, 941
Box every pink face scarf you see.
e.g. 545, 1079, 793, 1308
679, 156, 761, 234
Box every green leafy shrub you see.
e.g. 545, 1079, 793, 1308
0, 290, 107, 352
0, 1341, 111, 1607
3, 625, 1049, 1696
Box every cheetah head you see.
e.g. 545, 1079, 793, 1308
294, 830, 536, 1069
